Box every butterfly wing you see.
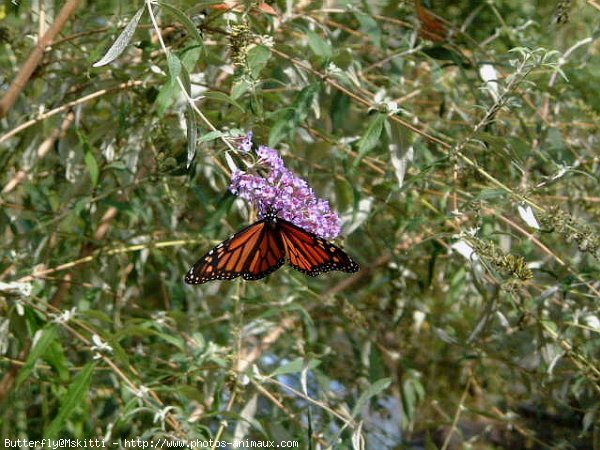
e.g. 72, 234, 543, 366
184, 219, 285, 284
278, 219, 360, 276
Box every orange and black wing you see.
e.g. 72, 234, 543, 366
184, 219, 285, 284
278, 219, 359, 277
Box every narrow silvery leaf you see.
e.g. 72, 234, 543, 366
433, 327, 458, 345
225, 151, 238, 174
413, 310, 426, 333
517, 204, 540, 229
584, 315, 600, 331
270, 357, 320, 377
0, 281, 32, 297
157, 2, 204, 46
541, 343, 563, 375
186, 106, 197, 169
44, 363, 96, 438
479, 63, 500, 102
341, 198, 372, 235
93, 7, 145, 67
452, 240, 484, 278
351, 421, 365, 450
351, 378, 391, 418
496, 311, 510, 328
388, 120, 414, 188
389, 144, 414, 188
451, 240, 478, 261
300, 361, 309, 397
0, 318, 9, 355
16, 326, 58, 388
233, 394, 257, 442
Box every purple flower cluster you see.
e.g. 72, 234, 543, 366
229, 135, 342, 240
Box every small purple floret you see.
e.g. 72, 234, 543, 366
238, 131, 253, 153
230, 136, 342, 240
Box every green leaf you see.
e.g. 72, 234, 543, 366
44, 362, 96, 439
541, 320, 559, 334
331, 91, 350, 130
155, 54, 183, 116
293, 83, 321, 123
368, 345, 385, 383
180, 64, 191, 97
44, 339, 70, 382
197, 130, 224, 144
268, 109, 294, 148
422, 45, 471, 67
155, 82, 176, 116
188, 0, 230, 10
425, 433, 440, 450
401, 375, 425, 422
334, 177, 355, 212
475, 131, 508, 152
152, 331, 186, 350
72, 196, 92, 217
268, 84, 321, 147
181, 41, 203, 73
203, 91, 245, 112
246, 45, 271, 79
158, 2, 204, 48
354, 113, 386, 168
84, 151, 99, 187
16, 325, 58, 388
583, 409, 596, 433
475, 189, 507, 200
167, 52, 182, 80
307, 29, 332, 60
231, 78, 251, 100
354, 12, 382, 48
270, 357, 320, 377
351, 377, 391, 418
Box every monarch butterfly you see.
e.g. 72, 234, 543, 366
185, 210, 359, 284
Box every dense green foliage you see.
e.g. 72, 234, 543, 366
1, 0, 599, 448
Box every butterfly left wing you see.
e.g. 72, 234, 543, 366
278, 219, 359, 276
185, 219, 285, 284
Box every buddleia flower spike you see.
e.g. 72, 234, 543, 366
185, 134, 359, 284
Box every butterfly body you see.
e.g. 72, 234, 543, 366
185, 211, 359, 284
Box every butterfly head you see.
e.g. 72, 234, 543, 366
264, 207, 280, 228
261, 203, 280, 221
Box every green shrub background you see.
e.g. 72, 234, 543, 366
1, 1, 599, 448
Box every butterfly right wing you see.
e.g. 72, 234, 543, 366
278, 219, 360, 277
184, 219, 285, 284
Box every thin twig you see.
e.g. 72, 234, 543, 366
0, 80, 145, 145
145, 0, 234, 176
2, 111, 75, 194
0, 0, 82, 118
440, 372, 473, 450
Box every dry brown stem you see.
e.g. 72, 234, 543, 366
0, 0, 82, 118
